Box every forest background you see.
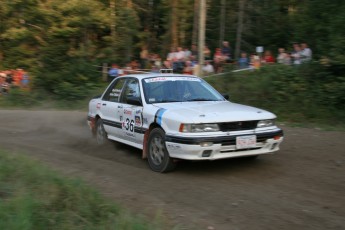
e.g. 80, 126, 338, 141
0, 0, 344, 125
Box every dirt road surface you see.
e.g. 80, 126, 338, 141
0, 110, 344, 230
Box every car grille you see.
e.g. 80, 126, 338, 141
219, 120, 258, 132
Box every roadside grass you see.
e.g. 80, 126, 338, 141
0, 150, 172, 230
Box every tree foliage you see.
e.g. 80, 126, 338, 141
0, 0, 344, 99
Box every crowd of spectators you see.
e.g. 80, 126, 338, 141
237, 42, 313, 70
0, 69, 29, 95
108, 41, 313, 80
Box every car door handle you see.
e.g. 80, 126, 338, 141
102, 103, 107, 106
118, 105, 123, 108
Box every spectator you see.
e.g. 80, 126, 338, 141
202, 61, 215, 75
108, 64, 119, 82
291, 43, 302, 65
277, 48, 291, 65
221, 41, 232, 62
300, 42, 312, 63
173, 46, 185, 73
184, 47, 191, 60
263, 50, 275, 64
250, 53, 261, 69
190, 44, 198, 60
213, 48, 224, 73
21, 72, 30, 89
238, 52, 249, 69
204, 45, 211, 60
12, 69, 24, 87
183, 61, 194, 75
140, 46, 149, 69
0, 72, 10, 94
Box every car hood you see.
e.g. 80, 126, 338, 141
154, 101, 275, 123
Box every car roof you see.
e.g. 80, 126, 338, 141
120, 73, 200, 81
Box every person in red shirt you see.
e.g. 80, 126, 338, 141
263, 50, 275, 64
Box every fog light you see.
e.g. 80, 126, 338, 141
200, 142, 213, 147
202, 150, 212, 157
270, 143, 278, 150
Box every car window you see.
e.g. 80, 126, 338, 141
120, 78, 142, 105
102, 78, 126, 102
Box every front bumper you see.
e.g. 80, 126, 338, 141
165, 129, 284, 160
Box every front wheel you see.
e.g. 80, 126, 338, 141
147, 128, 176, 173
96, 119, 107, 145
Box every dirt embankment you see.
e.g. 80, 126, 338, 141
0, 110, 344, 230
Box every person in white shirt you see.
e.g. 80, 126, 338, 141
202, 61, 215, 75
300, 42, 312, 63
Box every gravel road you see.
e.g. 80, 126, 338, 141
0, 110, 344, 230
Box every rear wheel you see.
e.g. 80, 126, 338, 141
147, 128, 176, 173
96, 119, 107, 145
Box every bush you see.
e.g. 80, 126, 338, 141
207, 62, 345, 125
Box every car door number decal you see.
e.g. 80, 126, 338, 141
122, 108, 143, 138
124, 118, 135, 132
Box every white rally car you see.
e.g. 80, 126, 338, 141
87, 73, 284, 172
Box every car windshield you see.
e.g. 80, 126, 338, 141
142, 76, 225, 104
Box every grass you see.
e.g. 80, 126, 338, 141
0, 150, 173, 230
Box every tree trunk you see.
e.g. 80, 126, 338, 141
235, 0, 245, 59
171, 0, 178, 48
219, 0, 226, 47
198, 0, 207, 77
192, 0, 199, 45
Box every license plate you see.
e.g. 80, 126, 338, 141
236, 135, 257, 149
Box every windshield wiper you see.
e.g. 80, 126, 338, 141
154, 99, 181, 103
185, 98, 215, 101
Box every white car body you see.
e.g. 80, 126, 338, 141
87, 73, 284, 172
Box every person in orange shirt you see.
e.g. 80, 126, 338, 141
12, 69, 24, 87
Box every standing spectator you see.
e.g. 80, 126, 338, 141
190, 44, 198, 60
277, 48, 291, 65
204, 45, 211, 60
140, 46, 149, 69
183, 61, 194, 75
21, 72, 30, 89
213, 48, 224, 73
202, 61, 215, 75
238, 52, 249, 69
108, 64, 119, 82
291, 43, 302, 65
173, 46, 185, 73
221, 41, 232, 62
184, 47, 191, 60
300, 42, 312, 63
250, 53, 261, 69
263, 50, 275, 64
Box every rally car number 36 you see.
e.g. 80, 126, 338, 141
87, 73, 284, 173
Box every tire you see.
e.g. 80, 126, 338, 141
147, 128, 176, 173
96, 119, 107, 145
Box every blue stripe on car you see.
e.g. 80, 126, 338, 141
155, 108, 167, 125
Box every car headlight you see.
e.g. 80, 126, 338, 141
257, 119, 275, 128
179, 123, 220, 132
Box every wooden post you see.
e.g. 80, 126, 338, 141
198, 0, 206, 77
102, 63, 108, 82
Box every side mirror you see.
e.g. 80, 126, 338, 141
127, 97, 143, 106
222, 94, 230, 100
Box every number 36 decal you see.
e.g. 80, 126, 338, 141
124, 118, 134, 132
